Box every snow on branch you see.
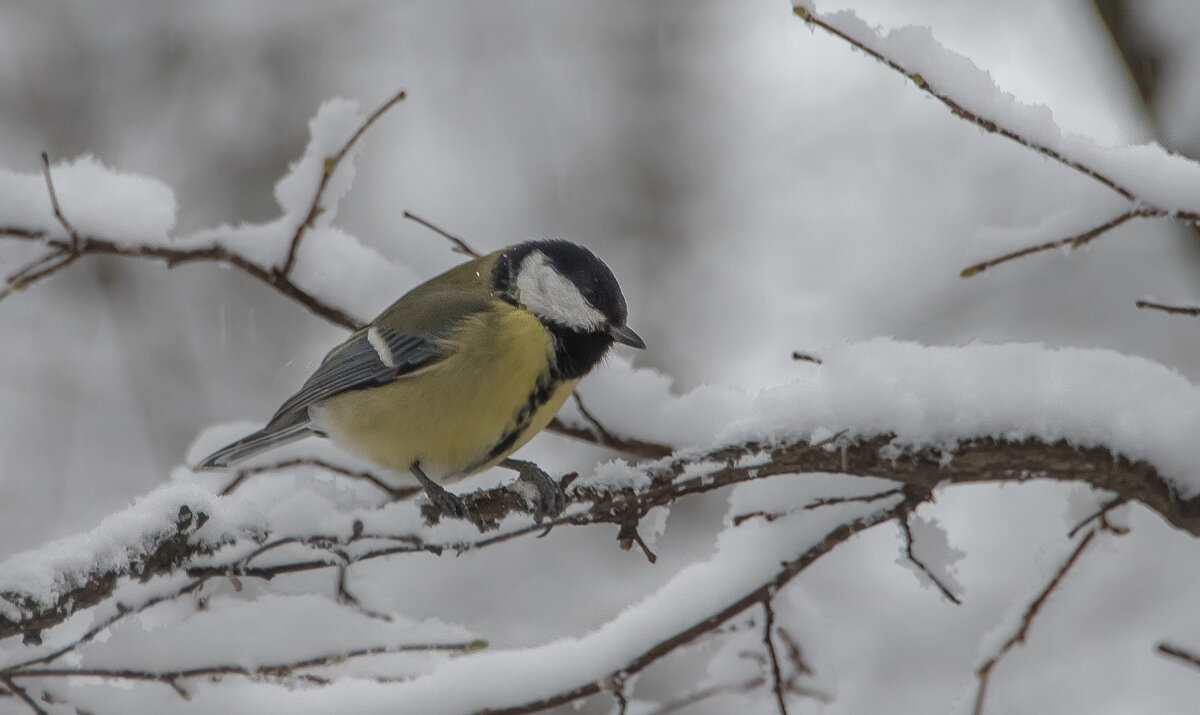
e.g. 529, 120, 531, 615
0, 91, 669, 462
6, 44, 1200, 706
0, 425, 1191, 710
792, 1, 1200, 296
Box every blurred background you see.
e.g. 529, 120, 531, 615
2, 0, 1197, 557
5, 1, 1200, 712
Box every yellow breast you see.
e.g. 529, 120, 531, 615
313, 303, 577, 480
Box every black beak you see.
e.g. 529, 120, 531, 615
609, 324, 646, 349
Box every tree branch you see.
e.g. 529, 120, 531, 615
0, 226, 364, 329
4, 433, 1194, 647
475, 498, 907, 715
402, 211, 482, 259
791, 5, 1200, 280
959, 208, 1159, 278
972, 527, 1101, 715
1136, 299, 1200, 317
3, 641, 479, 693
761, 598, 791, 715
279, 89, 407, 277
898, 510, 962, 605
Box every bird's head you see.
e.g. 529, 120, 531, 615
496, 239, 645, 350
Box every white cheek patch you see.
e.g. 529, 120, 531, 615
516, 251, 606, 330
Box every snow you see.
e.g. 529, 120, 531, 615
167, 96, 417, 323
0, 483, 219, 611
571, 341, 1200, 498
5, 1, 1200, 713
794, 1, 1200, 213
0, 156, 177, 243
897, 513, 964, 597
273, 98, 364, 223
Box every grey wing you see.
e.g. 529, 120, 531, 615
264, 326, 445, 430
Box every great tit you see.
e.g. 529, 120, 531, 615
197, 239, 644, 518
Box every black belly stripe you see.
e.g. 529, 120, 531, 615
479, 370, 559, 467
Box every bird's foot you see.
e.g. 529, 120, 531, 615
501, 458, 567, 523
411, 463, 470, 521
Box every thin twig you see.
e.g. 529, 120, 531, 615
645, 677, 766, 715
5, 248, 70, 284
1136, 299, 1200, 316
4, 641, 479, 691
0, 252, 77, 301
546, 417, 673, 460
218, 457, 418, 498
899, 512, 962, 605
402, 211, 482, 258
40, 152, 79, 251
11, 576, 214, 671
0, 228, 364, 327
0, 677, 47, 715
571, 392, 619, 446
1157, 642, 1200, 671
972, 528, 1099, 715
475, 500, 908, 715
960, 209, 1158, 278
761, 599, 791, 715
732, 487, 903, 526
279, 90, 407, 276
1067, 494, 1127, 538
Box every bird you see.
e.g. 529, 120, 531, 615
196, 239, 645, 520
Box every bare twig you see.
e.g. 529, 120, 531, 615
218, 457, 419, 499
335, 564, 393, 622
571, 392, 619, 446
1067, 494, 1127, 538
546, 417, 673, 460
0, 227, 364, 328
3, 641, 479, 693
972, 528, 1100, 715
733, 487, 903, 526
761, 599, 791, 715
645, 677, 766, 715
1157, 642, 1200, 671
898, 512, 962, 605
279, 89, 407, 276
1136, 299, 1200, 316
0, 676, 47, 715
11, 576, 214, 671
40, 152, 79, 251
0, 155, 85, 303
0, 252, 77, 302
402, 211, 482, 258
959, 208, 1159, 278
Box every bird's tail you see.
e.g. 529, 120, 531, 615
195, 420, 315, 470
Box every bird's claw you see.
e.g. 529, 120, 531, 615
503, 459, 566, 523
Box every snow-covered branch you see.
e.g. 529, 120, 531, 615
7, 7, 1200, 707
2, 427, 1195, 692
0, 93, 670, 463
793, 1, 1200, 292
